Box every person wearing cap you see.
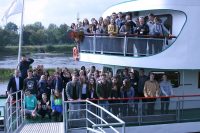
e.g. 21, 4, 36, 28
37, 93, 51, 119
24, 89, 37, 118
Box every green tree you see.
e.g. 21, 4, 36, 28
46, 23, 58, 44
4, 22, 18, 32
56, 24, 71, 44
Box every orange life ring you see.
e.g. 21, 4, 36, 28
73, 47, 79, 61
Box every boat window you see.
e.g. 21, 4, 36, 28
151, 71, 180, 88
103, 67, 113, 75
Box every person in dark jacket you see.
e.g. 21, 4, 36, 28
23, 69, 38, 96
135, 16, 150, 56
66, 74, 82, 119
19, 55, 34, 80
52, 72, 63, 93
38, 75, 50, 100
7, 69, 23, 99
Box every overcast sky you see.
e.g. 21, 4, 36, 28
0, 0, 128, 28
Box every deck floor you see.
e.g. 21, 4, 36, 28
18, 122, 63, 133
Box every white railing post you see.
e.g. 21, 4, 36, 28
16, 92, 19, 129
10, 94, 12, 132
86, 101, 89, 133
123, 35, 127, 56
93, 35, 96, 54
146, 40, 149, 56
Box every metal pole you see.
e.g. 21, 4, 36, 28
93, 35, 96, 54
17, 0, 24, 66
100, 109, 103, 130
16, 92, 19, 129
86, 101, 89, 133
10, 94, 13, 132
123, 36, 127, 56
122, 123, 125, 133
21, 91, 24, 123
4, 105, 7, 133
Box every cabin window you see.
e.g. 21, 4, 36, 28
151, 71, 180, 88
103, 67, 113, 76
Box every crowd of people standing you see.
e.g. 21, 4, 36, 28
7, 55, 173, 120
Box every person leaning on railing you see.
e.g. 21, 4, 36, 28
120, 79, 135, 116
159, 74, 173, 114
119, 22, 132, 35
66, 73, 82, 119
96, 73, 111, 111
108, 18, 118, 36
143, 73, 160, 115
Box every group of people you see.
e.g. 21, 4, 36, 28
71, 12, 171, 37
71, 12, 172, 56
7, 55, 63, 121
7, 55, 173, 121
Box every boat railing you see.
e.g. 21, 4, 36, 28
63, 97, 125, 133
5, 90, 25, 133
80, 34, 176, 57
63, 94, 200, 130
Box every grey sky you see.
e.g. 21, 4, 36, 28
0, 0, 128, 27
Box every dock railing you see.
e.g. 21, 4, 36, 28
63, 99, 125, 133
5, 90, 25, 133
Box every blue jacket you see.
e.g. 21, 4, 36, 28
52, 97, 62, 113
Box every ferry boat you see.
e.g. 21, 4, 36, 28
3, 0, 200, 132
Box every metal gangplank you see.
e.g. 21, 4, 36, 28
4, 91, 125, 133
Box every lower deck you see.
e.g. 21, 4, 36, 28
15, 121, 200, 133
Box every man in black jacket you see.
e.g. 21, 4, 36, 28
7, 69, 23, 99
19, 55, 34, 80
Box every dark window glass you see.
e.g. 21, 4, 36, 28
151, 71, 180, 88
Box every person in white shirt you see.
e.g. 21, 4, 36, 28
160, 74, 173, 114
147, 13, 155, 35
7, 69, 23, 99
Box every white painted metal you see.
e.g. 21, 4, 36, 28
80, 0, 200, 69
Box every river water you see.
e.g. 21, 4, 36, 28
0, 53, 103, 95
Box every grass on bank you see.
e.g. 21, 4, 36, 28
0, 44, 74, 55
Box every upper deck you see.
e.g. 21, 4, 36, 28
79, 0, 200, 69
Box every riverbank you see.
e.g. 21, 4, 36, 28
0, 44, 74, 56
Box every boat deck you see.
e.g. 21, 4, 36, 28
70, 122, 200, 133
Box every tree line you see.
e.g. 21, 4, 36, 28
0, 22, 74, 46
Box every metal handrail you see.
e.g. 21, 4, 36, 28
5, 90, 25, 133
64, 99, 125, 133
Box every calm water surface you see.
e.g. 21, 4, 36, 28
0, 53, 103, 95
